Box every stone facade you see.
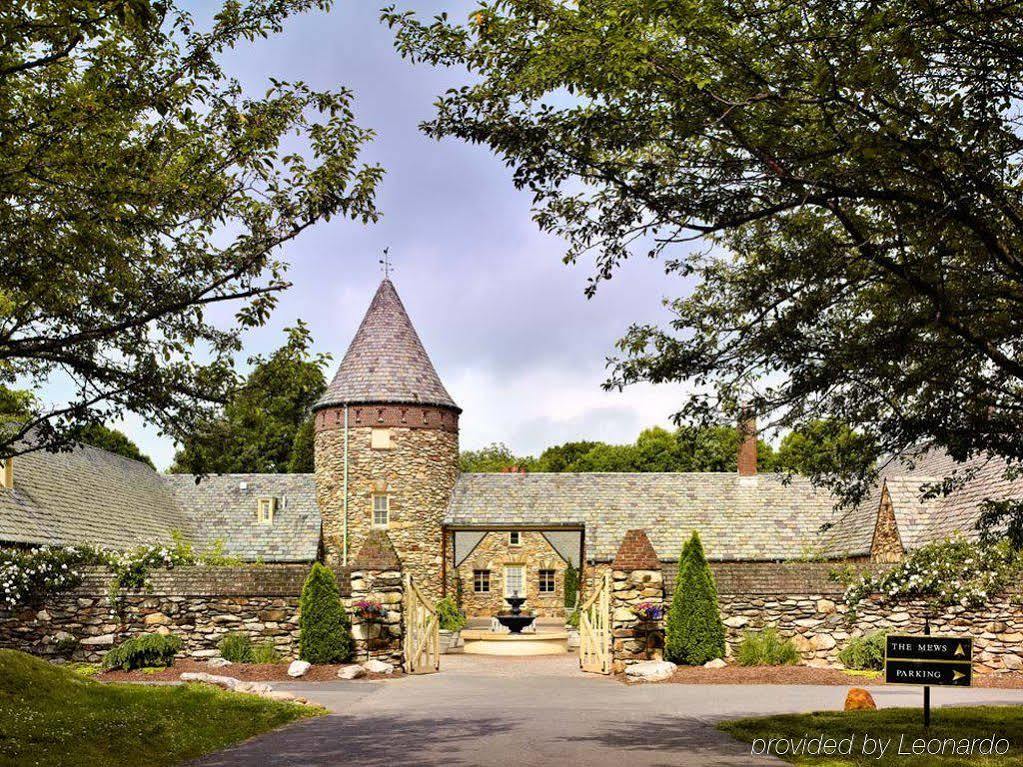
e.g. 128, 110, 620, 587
870, 486, 905, 563
456, 531, 568, 617
0, 566, 343, 663
609, 531, 666, 672
315, 418, 458, 603
348, 568, 404, 668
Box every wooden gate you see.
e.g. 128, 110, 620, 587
403, 574, 440, 674
579, 569, 611, 674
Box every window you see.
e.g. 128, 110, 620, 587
538, 569, 556, 593
372, 494, 389, 527
509, 530, 521, 546
371, 428, 392, 450
473, 569, 491, 593
504, 565, 524, 597
257, 497, 276, 524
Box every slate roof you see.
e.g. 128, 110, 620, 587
445, 472, 840, 562
315, 279, 458, 411
0, 445, 192, 549
163, 473, 321, 562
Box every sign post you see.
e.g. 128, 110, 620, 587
884, 623, 973, 728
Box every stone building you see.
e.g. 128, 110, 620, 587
2, 277, 1020, 619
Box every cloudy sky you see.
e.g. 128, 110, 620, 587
113, 0, 699, 469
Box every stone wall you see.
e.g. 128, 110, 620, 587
0, 565, 351, 664
315, 414, 459, 603
456, 531, 568, 617
348, 567, 404, 668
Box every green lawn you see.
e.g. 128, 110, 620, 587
0, 649, 322, 767
719, 707, 1023, 766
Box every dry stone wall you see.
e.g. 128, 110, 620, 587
348, 567, 404, 667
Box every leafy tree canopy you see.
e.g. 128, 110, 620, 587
170, 323, 328, 474
1, 0, 380, 459
385, 0, 1023, 506
77, 424, 155, 468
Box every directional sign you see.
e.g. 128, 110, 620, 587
885, 659, 973, 686
884, 634, 973, 687
886, 635, 972, 663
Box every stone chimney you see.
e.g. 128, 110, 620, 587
737, 414, 757, 477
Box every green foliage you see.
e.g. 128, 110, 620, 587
435, 597, 467, 632
287, 417, 317, 473
298, 563, 352, 664
459, 443, 535, 472
103, 634, 183, 671
735, 627, 799, 667
250, 643, 281, 665
171, 325, 329, 474
0, 0, 379, 459
566, 609, 580, 629
838, 632, 887, 671
664, 532, 725, 665
842, 538, 1021, 614
218, 633, 253, 664
563, 564, 580, 608
386, 1, 1023, 507
0, 649, 317, 767
53, 635, 79, 658
73, 424, 155, 468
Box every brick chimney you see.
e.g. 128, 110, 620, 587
737, 415, 757, 477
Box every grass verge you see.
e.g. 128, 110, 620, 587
719, 706, 1023, 766
0, 649, 322, 767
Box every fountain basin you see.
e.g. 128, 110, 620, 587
461, 630, 570, 656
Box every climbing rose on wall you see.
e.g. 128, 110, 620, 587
664, 532, 725, 665
298, 563, 353, 664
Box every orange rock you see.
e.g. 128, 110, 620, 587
845, 688, 877, 711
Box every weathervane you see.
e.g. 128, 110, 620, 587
379, 247, 393, 279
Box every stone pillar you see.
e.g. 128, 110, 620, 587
348, 530, 404, 668
610, 529, 665, 672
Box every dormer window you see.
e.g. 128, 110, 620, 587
257, 497, 276, 524
509, 530, 521, 546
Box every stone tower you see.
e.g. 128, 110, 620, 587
313, 279, 459, 600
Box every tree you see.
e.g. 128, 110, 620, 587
563, 563, 579, 609
77, 424, 154, 468
298, 562, 352, 664
664, 532, 725, 665
535, 441, 600, 472
287, 416, 316, 473
775, 421, 874, 486
459, 443, 535, 473
385, 1, 1023, 511
1, 0, 380, 460
170, 323, 328, 474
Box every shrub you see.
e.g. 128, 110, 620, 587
298, 562, 353, 664
564, 564, 580, 608
436, 597, 466, 632
250, 642, 281, 664
566, 609, 580, 629
103, 633, 182, 670
664, 531, 726, 665
218, 632, 253, 663
735, 627, 799, 666
839, 631, 887, 671
53, 634, 79, 658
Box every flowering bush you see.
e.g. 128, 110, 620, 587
352, 599, 386, 620
633, 602, 664, 621
842, 537, 1021, 615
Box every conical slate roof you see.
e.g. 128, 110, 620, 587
315, 279, 458, 411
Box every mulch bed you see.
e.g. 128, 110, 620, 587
100, 658, 400, 683
623, 664, 1023, 688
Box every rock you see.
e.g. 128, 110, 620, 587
810, 633, 837, 651
287, 660, 311, 678
235, 681, 274, 695
51, 630, 74, 644
362, 659, 394, 674
816, 599, 837, 615
723, 617, 748, 628
845, 688, 877, 711
264, 690, 308, 704
36, 610, 51, 622
624, 660, 676, 682
1002, 654, 1023, 671
792, 635, 815, 653
337, 664, 366, 680
180, 672, 239, 691
192, 649, 219, 658
144, 612, 171, 626
207, 658, 233, 668
888, 612, 910, 623
80, 634, 115, 646
154, 626, 171, 636
704, 658, 727, 669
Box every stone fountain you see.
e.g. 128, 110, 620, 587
495, 592, 534, 634
461, 592, 569, 656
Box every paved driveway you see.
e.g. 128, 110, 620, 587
189, 655, 1023, 767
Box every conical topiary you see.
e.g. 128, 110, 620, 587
298, 562, 353, 663
664, 531, 725, 665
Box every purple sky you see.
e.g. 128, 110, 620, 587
114, 1, 698, 469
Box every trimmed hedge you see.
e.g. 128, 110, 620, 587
298, 562, 353, 664
664, 531, 725, 665
103, 633, 182, 670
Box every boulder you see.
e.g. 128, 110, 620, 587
723, 616, 749, 628
287, 660, 311, 678
810, 633, 837, 651
703, 658, 727, 669
624, 660, 676, 682
337, 664, 366, 680
844, 688, 877, 711
235, 681, 274, 695
207, 658, 233, 669
362, 659, 394, 674
1002, 654, 1023, 671
816, 599, 837, 615
180, 672, 239, 691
